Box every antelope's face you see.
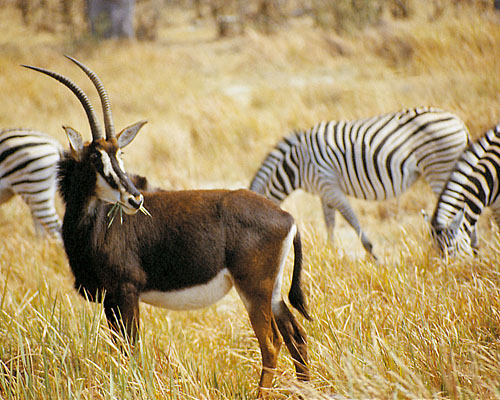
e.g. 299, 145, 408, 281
65, 122, 146, 215
91, 140, 143, 215
23, 56, 148, 216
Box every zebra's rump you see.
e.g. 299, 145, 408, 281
0, 128, 63, 237
0, 129, 62, 183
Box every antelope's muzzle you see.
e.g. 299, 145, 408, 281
122, 192, 144, 215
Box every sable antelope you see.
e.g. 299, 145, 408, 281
23, 56, 311, 396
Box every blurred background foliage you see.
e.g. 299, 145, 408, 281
7, 0, 500, 40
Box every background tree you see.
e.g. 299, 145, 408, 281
86, 0, 136, 39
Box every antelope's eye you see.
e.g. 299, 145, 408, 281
90, 152, 99, 162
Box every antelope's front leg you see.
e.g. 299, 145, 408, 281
104, 282, 140, 344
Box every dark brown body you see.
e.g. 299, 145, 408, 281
59, 152, 310, 394
64, 188, 297, 300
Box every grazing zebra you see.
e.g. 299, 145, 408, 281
0, 128, 63, 238
250, 107, 470, 258
428, 123, 500, 256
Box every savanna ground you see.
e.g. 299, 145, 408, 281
1, 1, 500, 398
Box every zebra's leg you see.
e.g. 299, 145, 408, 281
322, 191, 376, 258
21, 193, 60, 238
33, 217, 44, 236
321, 198, 336, 242
26, 197, 45, 236
492, 206, 500, 229
470, 225, 478, 254
490, 205, 500, 250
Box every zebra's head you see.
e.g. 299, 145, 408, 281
424, 208, 476, 257
23, 56, 146, 216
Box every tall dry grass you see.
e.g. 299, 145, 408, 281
1, 1, 500, 398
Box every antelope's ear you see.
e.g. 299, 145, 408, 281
449, 208, 465, 233
62, 126, 84, 158
117, 120, 147, 148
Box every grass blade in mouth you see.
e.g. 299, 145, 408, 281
107, 202, 123, 228
139, 204, 152, 217
107, 202, 149, 227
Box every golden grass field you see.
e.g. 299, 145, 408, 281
1, 1, 500, 398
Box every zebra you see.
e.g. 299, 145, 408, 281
427, 123, 500, 257
250, 107, 470, 258
0, 128, 63, 239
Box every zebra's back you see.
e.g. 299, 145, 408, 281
324, 107, 469, 199
251, 107, 469, 202
0, 128, 63, 238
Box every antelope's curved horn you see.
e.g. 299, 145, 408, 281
22, 64, 103, 141
64, 55, 116, 140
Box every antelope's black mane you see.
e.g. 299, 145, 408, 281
58, 151, 96, 212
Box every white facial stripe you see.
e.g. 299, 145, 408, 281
116, 150, 126, 171
99, 149, 122, 186
140, 269, 234, 310
95, 174, 120, 203
99, 149, 113, 176
93, 149, 141, 216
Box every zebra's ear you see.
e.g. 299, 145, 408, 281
62, 126, 84, 159
421, 209, 429, 224
117, 120, 147, 148
449, 208, 465, 233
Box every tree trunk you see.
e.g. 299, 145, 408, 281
86, 0, 135, 39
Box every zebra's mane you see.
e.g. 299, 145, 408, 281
449, 124, 500, 187
249, 129, 305, 194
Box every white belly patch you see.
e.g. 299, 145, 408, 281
140, 268, 234, 311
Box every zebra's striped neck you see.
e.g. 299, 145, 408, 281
250, 130, 304, 202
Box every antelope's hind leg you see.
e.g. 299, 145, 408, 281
234, 281, 283, 397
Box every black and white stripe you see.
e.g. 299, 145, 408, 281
0, 128, 63, 238
430, 123, 500, 256
250, 107, 470, 257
